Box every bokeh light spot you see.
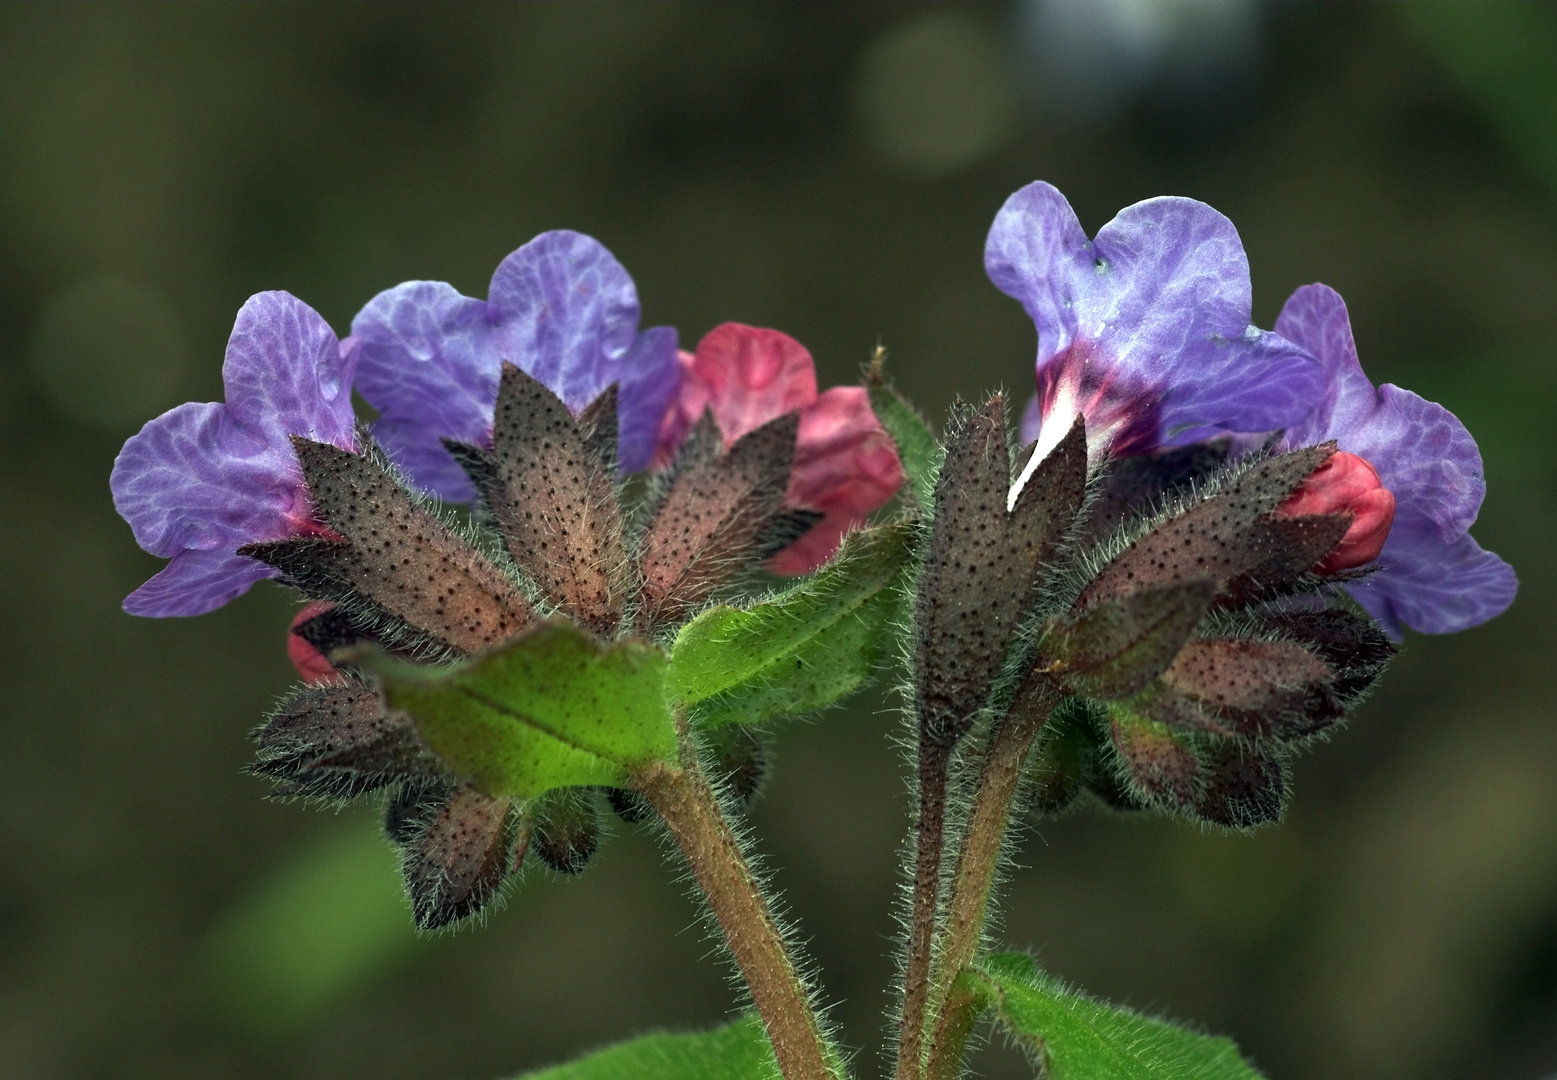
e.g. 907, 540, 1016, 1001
854, 11, 1018, 176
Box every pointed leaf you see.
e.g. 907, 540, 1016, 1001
487, 366, 628, 635
245, 439, 533, 653
1051, 581, 1216, 700
913, 399, 1084, 744
974, 953, 1265, 1080
1080, 444, 1335, 609
669, 524, 910, 726
637, 411, 799, 632
511, 1015, 779, 1080
367, 621, 676, 799
867, 358, 940, 512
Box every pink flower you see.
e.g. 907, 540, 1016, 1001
655, 323, 904, 574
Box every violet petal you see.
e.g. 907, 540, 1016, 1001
987, 181, 1322, 454
351, 231, 677, 491
1349, 527, 1518, 638
111, 292, 353, 616
123, 548, 279, 618
1275, 283, 1514, 634
351, 280, 496, 501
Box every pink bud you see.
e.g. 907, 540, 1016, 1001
1277, 451, 1396, 574
287, 601, 340, 684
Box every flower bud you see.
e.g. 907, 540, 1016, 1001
1276, 451, 1395, 574
533, 791, 602, 876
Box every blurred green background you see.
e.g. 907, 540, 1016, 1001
1, 3, 1554, 1078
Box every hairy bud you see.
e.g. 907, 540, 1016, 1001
400, 786, 518, 929
708, 726, 772, 810
1193, 740, 1288, 830
533, 790, 603, 876
1025, 698, 1102, 815
1107, 706, 1201, 812
250, 682, 442, 801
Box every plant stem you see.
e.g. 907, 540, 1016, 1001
922, 683, 1056, 1080
636, 753, 834, 1080
894, 737, 954, 1080
924, 976, 986, 1080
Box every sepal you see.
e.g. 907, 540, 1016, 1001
636, 410, 800, 633
912, 397, 1085, 746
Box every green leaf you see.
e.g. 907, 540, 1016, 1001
973, 953, 1265, 1080
669, 524, 911, 727
511, 1015, 778, 1080
369, 620, 677, 799
867, 361, 940, 512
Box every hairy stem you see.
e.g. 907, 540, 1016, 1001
925, 976, 987, 1080
636, 751, 834, 1080
895, 737, 954, 1080
923, 684, 1056, 1080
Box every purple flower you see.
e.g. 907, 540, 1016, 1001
110, 292, 359, 617
986, 181, 1323, 473
351, 230, 679, 501
1274, 283, 1516, 636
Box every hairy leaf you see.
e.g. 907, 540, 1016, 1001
510, 1015, 779, 1080
486, 365, 628, 636
1049, 581, 1215, 700
366, 621, 676, 799
867, 358, 940, 513
974, 953, 1265, 1080
913, 399, 1085, 744
637, 411, 800, 632
1079, 444, 1335, 609
669, 524, 910, 726
244, 438, 533, 653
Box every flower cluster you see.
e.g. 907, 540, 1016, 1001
989, 181, 1515, 637
111, 233, 904, 620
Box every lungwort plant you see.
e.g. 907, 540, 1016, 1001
112, 183, 1515, 1080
